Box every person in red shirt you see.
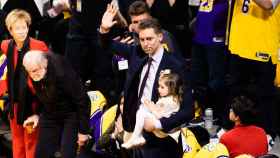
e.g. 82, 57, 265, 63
220, 96, 268, 158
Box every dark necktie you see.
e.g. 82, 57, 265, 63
138, 57, 153, 101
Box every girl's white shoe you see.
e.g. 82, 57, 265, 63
121, 136, 146, 149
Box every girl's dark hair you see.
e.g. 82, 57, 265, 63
159, 70, 184, 103
230, 95, 257, 125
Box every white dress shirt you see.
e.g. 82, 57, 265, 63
138, 46, 164, 104
138, 46, 164, 129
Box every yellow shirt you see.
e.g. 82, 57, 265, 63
228, 0, 280, 64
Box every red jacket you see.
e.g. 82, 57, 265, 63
0, 38, 48, 95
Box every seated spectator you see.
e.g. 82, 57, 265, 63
181, 125, 229, 158
97, 93, 130, 158
220, 96, 268, 158
181, 126, 210, 158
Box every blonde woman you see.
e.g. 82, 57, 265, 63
0, 9, 48, 158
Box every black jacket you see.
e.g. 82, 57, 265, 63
32, 53, 91, 134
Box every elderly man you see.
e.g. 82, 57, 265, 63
22, 50, 91, 158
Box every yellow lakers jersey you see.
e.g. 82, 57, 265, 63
228, 0, 280, 64
181, 128, 202, 158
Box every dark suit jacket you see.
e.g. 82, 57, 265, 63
32, 53, 91, 134
99, 31, 194, 157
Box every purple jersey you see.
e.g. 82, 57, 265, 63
193, 0, 228, 45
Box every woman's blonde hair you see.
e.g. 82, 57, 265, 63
5, 9, 31, 31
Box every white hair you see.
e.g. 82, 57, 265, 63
23, 50, 48, 69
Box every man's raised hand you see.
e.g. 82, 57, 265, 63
100, 4, 118, 33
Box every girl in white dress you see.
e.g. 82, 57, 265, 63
122, 69, 184, 149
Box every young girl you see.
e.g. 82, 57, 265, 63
122, 69, 184, 149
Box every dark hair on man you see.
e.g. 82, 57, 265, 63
230, 95, 257, 125
138, 18, 162, 34
128, 1, 150, 16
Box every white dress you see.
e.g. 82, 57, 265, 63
121, 95, 180, 149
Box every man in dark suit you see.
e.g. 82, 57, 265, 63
99, 4, 194, 158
